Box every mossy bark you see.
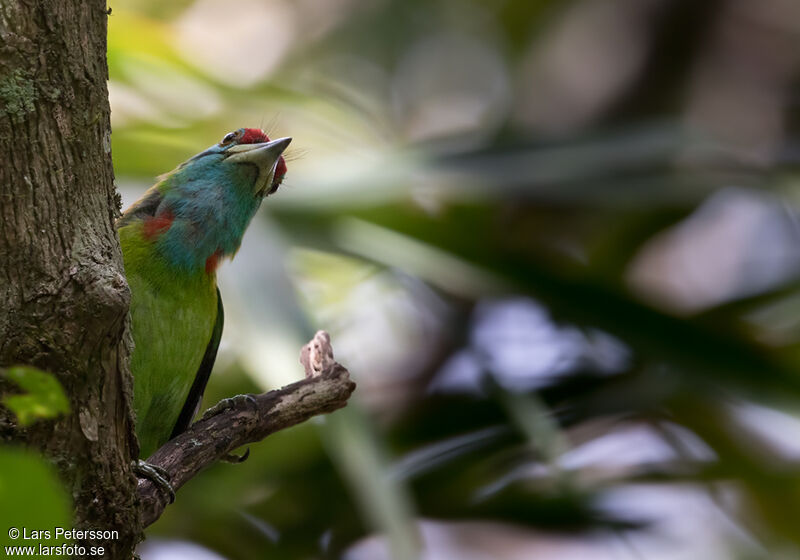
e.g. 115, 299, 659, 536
0, 1, 140, 558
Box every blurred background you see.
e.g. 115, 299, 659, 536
105, 0, 800, 558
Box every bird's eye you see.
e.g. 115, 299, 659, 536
220, 132, 237, 145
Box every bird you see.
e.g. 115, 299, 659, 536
117, 128, 291, 465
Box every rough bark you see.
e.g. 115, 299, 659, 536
0, 1, 139, 558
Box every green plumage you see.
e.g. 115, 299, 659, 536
117, 129, 291, 459
119, 221, 219, 458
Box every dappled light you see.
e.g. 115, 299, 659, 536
105, 0, 800, 558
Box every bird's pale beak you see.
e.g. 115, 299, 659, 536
226, 137, 292, 195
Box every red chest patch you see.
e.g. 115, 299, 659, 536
205, 249, 223, 274
143, 209, 174, 240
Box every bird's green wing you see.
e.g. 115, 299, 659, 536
170, 287, 224, 439
117, 186, 164, 227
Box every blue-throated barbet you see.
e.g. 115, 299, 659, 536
117, 128, 290, 458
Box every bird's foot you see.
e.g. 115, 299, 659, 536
132, 459, 175, 504
201, 395, 257, 464
201, 394, 258, 421
221, 447, 250, 464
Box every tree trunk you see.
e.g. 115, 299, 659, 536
0, 1, 139, 557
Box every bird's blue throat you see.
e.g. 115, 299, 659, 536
147, 154, 264, 274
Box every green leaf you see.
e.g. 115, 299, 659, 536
0, 447, 72, 551
2, 366, 69, 427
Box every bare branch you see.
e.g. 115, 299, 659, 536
137, 332, 356, 528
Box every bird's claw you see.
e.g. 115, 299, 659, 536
221, 447, 250, 464
132, 459, 175, 504
201, 396, 256, 466
201, 394, 258, 421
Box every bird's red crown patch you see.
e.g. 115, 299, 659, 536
240, 128, 287, 186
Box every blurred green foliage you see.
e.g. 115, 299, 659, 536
110, 0, 800, 558
0, 447, 72, 552
0, 369, 72, 558
2, 367, 69, 427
